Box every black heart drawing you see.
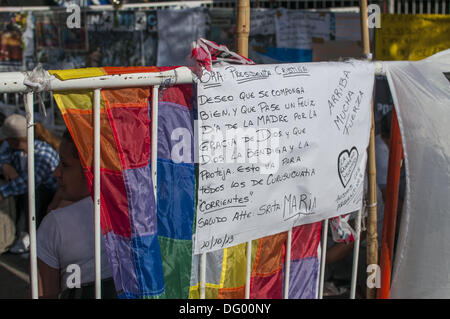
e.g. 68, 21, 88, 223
338, 147, 359, 188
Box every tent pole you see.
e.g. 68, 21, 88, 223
359, 0, 371, 57
359, 0, 378, 299
366, 101, 379, 300
236, 0, 250, 57
237, 0, 252, 299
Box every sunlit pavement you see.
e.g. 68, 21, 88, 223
0, 252, 30, 299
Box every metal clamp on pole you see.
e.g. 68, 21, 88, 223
22, 64, 52, 93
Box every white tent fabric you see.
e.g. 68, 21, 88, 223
384, 50, 450, 298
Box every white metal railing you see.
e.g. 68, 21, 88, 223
0, 67, 190, 299
0, 63, 386, 299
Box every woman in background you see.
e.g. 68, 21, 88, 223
37, 131, 115, 299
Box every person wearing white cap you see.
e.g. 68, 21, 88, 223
0, 114, 60, 254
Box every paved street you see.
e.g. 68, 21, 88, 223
0, 252, 30, 299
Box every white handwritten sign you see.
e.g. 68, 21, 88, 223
195, 61, 374, 254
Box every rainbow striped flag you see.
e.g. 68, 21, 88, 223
52, 66, 322, 299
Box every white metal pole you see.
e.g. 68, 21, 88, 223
151, 86, 159, 198
25, 92, 38, 299
350, 207, 363, 299
318, 219, 328, 299
94, 88, 102, 299
245, 240, 252, 299
284, 229, 292, 299
0, 68, 193, 93
200, 253, 206, 299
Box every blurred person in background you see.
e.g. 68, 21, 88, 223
0, 114, 60, 254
